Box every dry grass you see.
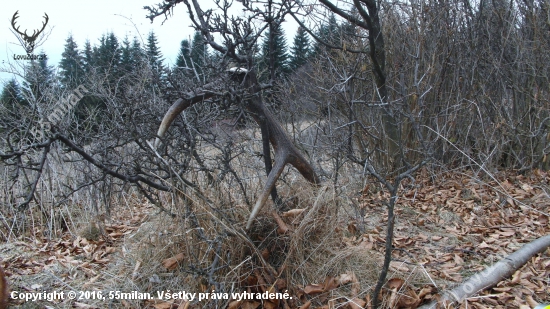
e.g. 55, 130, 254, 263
1, 123, 548, 308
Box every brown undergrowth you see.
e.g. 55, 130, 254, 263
0, 169, 548, 308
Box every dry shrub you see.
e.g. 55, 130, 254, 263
92, 176, 389, 308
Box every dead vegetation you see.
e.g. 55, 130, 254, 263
0, 166, 548, 308
1, 0, 549, 307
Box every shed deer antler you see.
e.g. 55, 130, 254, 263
11, 11, 49, 54
155, 70, 320, 229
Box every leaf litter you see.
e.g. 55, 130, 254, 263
0, 170, 548, 308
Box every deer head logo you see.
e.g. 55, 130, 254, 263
11, 11, 49, 54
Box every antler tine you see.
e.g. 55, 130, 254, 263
39, 13, 49, 32
11, 11, 25, 36
28, 13, 49, 41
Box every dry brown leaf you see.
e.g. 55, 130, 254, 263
303, 276, 340, 296
453, 254, 464, 265
323, 276, 340, 291
303, 284, 324, 295
359, 239, 374, 249
481, 296, 499, 306
338, 273, 354, 285
387, 278, 405, 290
525, 295, 538, 308
263, 301, 278, 309
536, 214, 549, 225
109, 232, 124, 238
397, 289, 420, 308
177, 300, 190, 309
227, 300, 242, 309
478, 241, 492, 248
272, 211, 290, 234
282, 208, 305, 217
276, 278, 287, 290
82, 275, 101, 288
418, 285, 435, 299
472, 302, 491, 309
418, 234, 429, 241
348, 297, 366, 309
511, 270, 522, 284
162, 253, 185, 270
388, 288, 399, 308
498, 230, 515, 237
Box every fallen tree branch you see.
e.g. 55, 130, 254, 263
419, 234, 550, 309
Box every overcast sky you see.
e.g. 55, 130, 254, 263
0, 0, 300, 83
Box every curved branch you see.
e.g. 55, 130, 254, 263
419, 234, 550, 309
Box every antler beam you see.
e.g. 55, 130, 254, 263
155, 71, 320, 229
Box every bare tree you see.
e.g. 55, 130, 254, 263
289, 0, 401, 167
145, 0, 321, 229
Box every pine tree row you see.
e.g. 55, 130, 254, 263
2, 15, 354, 107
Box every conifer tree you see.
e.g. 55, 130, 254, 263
81, 34, 120, 125
22, 54, 54, 103
146, 31, 165, 89
59, 34, 85, 88
289, 26, 311, 71
190, 31, 208, 74
0, 78, 27, 131
326, 14, 339, 44
119, 36, 144, 76
120, 36, 133, 75
311, 14, 340, 57
175, 39, 192, 69
0, 79, 25, 108
95, 32, 121, 75
146, 31, 164, 72
260, 23, 290, 79
131, 37, 145, 66
82, 40, 95, 75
